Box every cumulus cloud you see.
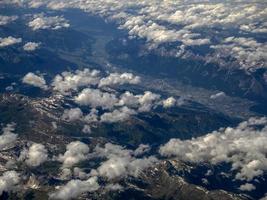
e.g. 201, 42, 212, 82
0, 171, 20, 195
52, 69, 100, 94
75, 88, 119, 109
159, 117, 267, 181
239, 183, 255, 191
138, 91, 161, 112
19, 143, 48, 167
23, 42, 40, 51
162, 97, 176, 108
62, 108, 83, 121
99, 72, 140, 87
49, 176, 99, 200
92, 143, 157, 180
0, 123, 17, 150
0, 15, 17, 25
58, 141, 89, 168
28, 14, 70, 30
100, 106, 136, 123
22, 72, 48, 90
0, 36, 21, 47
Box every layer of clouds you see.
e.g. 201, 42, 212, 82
17, 0, 267, 71
0, 36, 21, 47
22, 72, 48, 90
0, 123, 17, 150
0, 15, 18, 25
57, 141, 89, 168
211, 37, 267, 71
19, 143, 48, 167
28, 14, 70, 30
160, 117, 267, 181
23, 42, 40, 51
0, 171, 20, 195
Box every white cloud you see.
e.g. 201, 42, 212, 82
84, 108, 99, 123
74, 88, 119, 110
239, 183, 255, 191
49, 176, 99, 200
19, 143, 48, 167
28, 14, 70, 31
93, 143, 157, 180
62, 108, 83, 121
260, 194, 267, 200
58, 141, 89, 168
162, 97, 176, 108
22, 72, 48, 90
211, 37, 267, 71
31, 0, 267, 72
0, 123, 17, 150
134, 144, 151, 156
99, 72, 140, 87
23, 42, 40, 51
100, 106, 136, 123
159, 117, 267, 181
0, 36, 21, 47
0, 171, 20, 195
52, 69, 100, 94
138, 91, 161, 112
210, 92, 226, 100
0, 15, 17, 25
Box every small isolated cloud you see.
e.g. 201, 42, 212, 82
0, 15, 18, 25
162, 97, 176, 108
239, 183, 255, 191
19, 143, 48, 167
58, 141, 89, 168
159, 117, 267, 181
99, 72, 140, 87
0, 171, 20, 195
23, 42, 40, 51
210, 91, 226, 100
22, 72, 48, 90
0, 123, 17, 150
28, 14, 70, 31
49, 176, 99, 200
0, 36, 21, 47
